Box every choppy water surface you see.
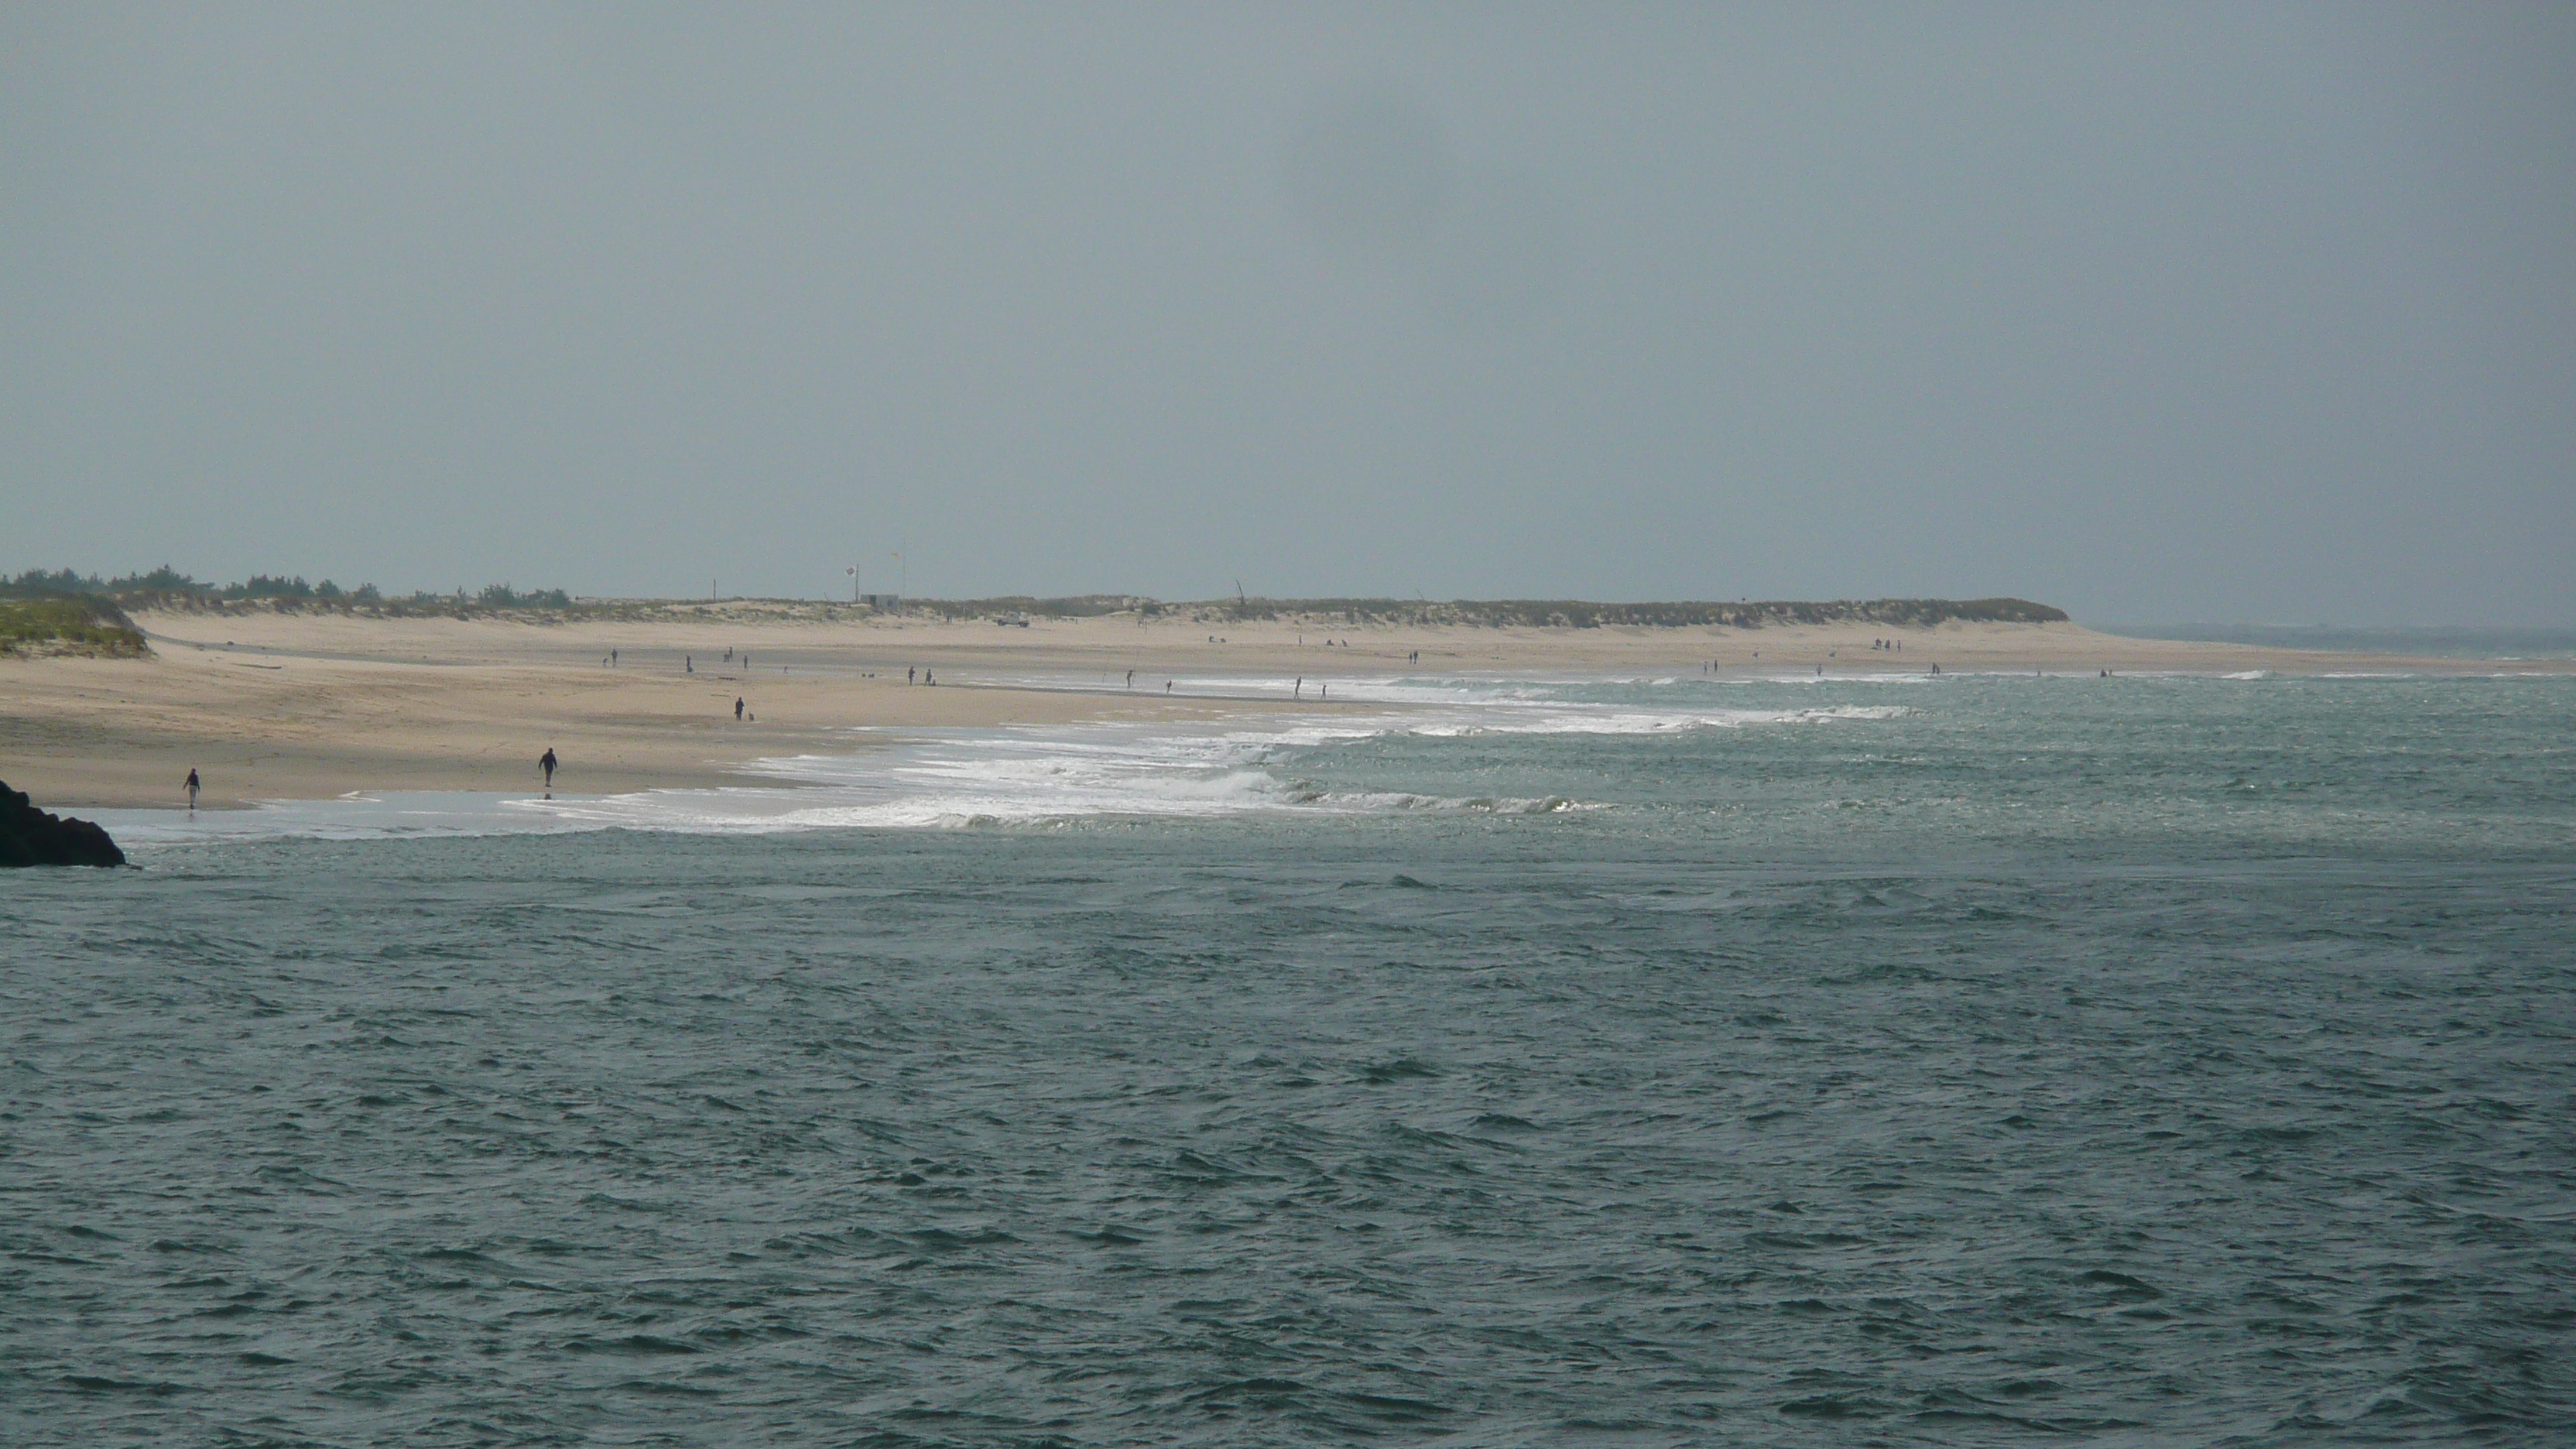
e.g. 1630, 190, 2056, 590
7, 675, 2573, 1445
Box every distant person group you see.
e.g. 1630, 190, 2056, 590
599, 647, 788, 674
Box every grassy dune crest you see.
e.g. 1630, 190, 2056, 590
0, 597, 151, 658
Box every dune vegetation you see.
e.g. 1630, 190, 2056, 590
8, 568, 2067, 632
0, 596, 151, 658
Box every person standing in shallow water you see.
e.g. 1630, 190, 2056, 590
185, 768, 200, 810
540, 748, 557, 790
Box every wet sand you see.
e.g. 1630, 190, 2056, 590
2, 608, 2561, 810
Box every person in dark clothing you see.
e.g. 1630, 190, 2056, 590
186, 769, 200, 810
735, 697, 745, 721
540, 748, 558, 789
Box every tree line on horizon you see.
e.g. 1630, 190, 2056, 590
792, 594, 2071, 628
2, 570, 2067, 629
5, 567, 570, 611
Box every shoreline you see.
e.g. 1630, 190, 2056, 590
4, 609, 2567, 811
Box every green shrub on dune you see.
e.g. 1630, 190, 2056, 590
0, 597, 151, 657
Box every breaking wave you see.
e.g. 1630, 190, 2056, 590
94, 677, 1906, 841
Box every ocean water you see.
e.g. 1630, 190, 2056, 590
6, 673, 2572, 1446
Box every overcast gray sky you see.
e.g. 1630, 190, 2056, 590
5, 3, 2570, 622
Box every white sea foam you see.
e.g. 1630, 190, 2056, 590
89, 791, 602, 845
93, 676, 1909, 842
511, 694, 1903, 831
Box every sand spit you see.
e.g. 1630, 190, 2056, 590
0, 608, 2561, 810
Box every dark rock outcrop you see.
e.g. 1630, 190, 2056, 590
0, 780, 125, 867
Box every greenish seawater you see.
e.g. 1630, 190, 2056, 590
7, 674, 2571, 1445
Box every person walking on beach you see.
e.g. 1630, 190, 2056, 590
185, 768, 200, 810
908, 666, 916, 685
735, 697, 745, 721
611, 649, 618, 666
540, 748, 558, 789
1125, 670, 1134, 689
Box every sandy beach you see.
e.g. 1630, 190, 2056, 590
2, 606, 2564, 810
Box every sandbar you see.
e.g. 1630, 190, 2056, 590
2, 607, 2562, 810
